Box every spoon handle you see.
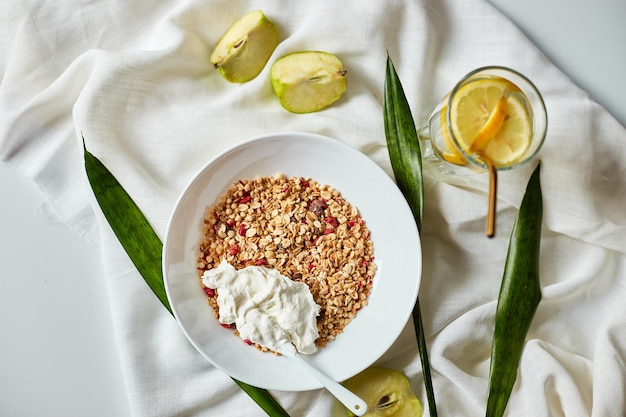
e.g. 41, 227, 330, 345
289, 352, 368, 416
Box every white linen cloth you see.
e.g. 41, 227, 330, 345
2, 0, 625, 416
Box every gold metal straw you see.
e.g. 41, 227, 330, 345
478, 153, 497, 238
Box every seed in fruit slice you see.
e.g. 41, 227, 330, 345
210, 10, 278, 83
448, 77, 532, 166
335, 367, 423, 417
270, 51, 347, 113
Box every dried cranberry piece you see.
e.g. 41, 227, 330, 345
323, 216, 339, 228
307, 198, 327, 217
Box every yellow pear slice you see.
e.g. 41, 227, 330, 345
334, 367, 423, 417
270, 51, 347, 113
210, 10, 278, 83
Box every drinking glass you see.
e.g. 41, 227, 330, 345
417, 66, 547, 236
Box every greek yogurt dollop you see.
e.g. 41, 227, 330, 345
201, 260, 321, 354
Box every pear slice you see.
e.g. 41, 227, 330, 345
334, 367, 423, 417
270, 51, 347, 113
210, 10, 278, 83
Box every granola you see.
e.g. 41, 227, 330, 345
196, 174, 377, 349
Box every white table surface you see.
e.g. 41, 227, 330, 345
1, 1, 624, 416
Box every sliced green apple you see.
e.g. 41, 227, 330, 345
334, 367, 423, 417
270, 51, 347, 113
210, 10, 278, 83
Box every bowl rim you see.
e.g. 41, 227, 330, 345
162, 131, 422, 390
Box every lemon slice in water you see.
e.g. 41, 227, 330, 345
440, 106, 467, 165
447, 77, 532, 167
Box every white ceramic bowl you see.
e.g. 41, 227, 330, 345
162, 132, 421, 391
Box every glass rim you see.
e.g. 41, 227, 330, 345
445, 66, 548, 171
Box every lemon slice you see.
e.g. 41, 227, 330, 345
440, 105, 468, 165
479, 94, 532, 165
448, 77, 532, 166
469, 93, 508, 153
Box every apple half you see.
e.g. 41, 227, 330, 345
270, 51, 347, 113
210, 10, 279, 83
334, 367, 423, 417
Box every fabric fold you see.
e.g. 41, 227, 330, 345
2, 0, 625, 416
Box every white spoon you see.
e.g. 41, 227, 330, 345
277, 342, 368, 416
